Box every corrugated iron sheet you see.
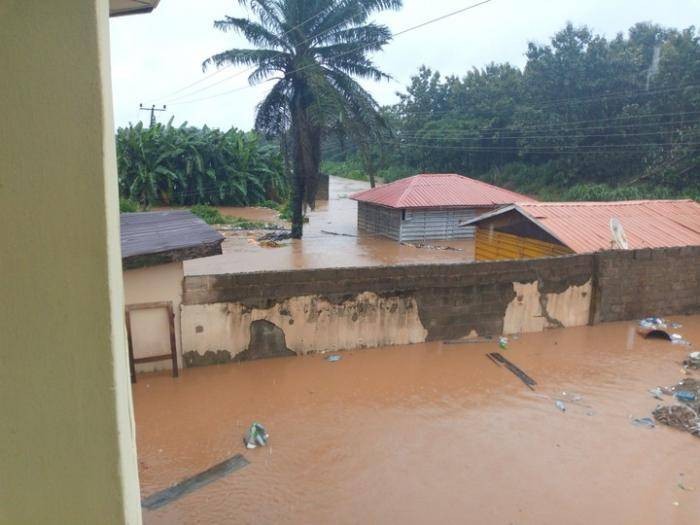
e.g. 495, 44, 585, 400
351, 174, 536, 209
476, 200, 700, 253
121, 210, 223, 259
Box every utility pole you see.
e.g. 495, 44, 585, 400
139, 103, 167, 127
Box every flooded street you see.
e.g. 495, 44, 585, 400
135, 316, 700, 524
185, 176, 473, 275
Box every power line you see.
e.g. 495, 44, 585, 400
393, 126, 700, 142
168, 0, 497, 107
151, 5, 338, 103
390, 108, 700, 134
139, 103, 167, 126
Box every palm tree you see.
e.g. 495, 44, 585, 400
204, 0, 402, 238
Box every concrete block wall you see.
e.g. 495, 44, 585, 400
181, 246, 700, 364
593, 246, 700, 323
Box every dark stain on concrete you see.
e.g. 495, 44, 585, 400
184, 350, 233, 368
235, 320, 296, 362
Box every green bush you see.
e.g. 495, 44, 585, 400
190, 204, 227, 225
119, 197, 139, 213
190, 204, 270, 228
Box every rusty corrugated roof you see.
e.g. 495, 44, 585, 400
121, 211, 224, 268
465, 200, 700, 253
350, 174, 536, 209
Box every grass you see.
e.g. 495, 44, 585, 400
190, 204, 269, 229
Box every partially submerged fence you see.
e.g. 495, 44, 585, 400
180, 245, 700, 365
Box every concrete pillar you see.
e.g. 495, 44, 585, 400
0, 1, 141, 523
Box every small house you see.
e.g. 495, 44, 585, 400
351, 173, 535, 242
121, 210, 223, 378
463, 200, 700, 261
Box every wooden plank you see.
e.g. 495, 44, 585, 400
126, 300, 179, 378
488, 352, 537, 390
141, 454, 250, 511
134, 354, 174, 364
166, 302, 179, 378
125, 310, 137, 384
126, 301, 172, 312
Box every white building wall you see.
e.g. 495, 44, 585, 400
123, 261, 184, 372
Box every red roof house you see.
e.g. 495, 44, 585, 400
350, 173, 535, 242
463, 199, 700, 260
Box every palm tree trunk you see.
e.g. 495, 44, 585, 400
290, 90, 322, 239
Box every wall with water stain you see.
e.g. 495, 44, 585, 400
180, 246, 700, 364
181, 292, 428, 363
181, 253, 593, 363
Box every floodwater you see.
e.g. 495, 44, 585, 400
134, 316, 700, 524
185, 176, 474, 275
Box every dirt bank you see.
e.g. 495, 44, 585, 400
134, 316, 700, 524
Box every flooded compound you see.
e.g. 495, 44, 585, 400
185, 176, 473, 275
134, 316, 700, 524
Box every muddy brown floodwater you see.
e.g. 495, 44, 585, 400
134, 316, 700, 524
185, 176, 474, 275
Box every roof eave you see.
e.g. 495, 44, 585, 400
460, 204, 572, 250
109, 0, 160, 17
122, 238, 224, 270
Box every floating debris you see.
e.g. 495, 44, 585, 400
555, 400, 566, 412
244, 422, 269, 449
326, 355, 342, 363
487, 352, 536, 390
400, 242, 463, 251
321, 230, 357, 238
678, 482, 695, 492
637, 318, 676, 341
684, 352, 700, 369
653, 405, 700, 436
675, 390, 698, 403
258, 230, 293, 242
141, 454, 250, 510
649, 387, 664, 400
671, 334, 691, 346
631, 417, 656, 428
498, 337, 508, 350
444, 336, 494, 345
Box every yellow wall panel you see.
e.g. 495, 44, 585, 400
475, 229, 573, 261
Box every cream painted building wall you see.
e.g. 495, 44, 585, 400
124, 262, 185, 372
0, 1, 141, 523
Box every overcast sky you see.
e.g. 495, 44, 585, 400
109, 0, 700, 130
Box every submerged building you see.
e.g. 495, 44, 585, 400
463, 199, 700, 261
351, 173, 535, 242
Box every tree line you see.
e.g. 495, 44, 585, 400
328, 22, 700, 201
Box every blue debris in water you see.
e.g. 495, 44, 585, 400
632, 417, 656, 428
675, 390, 698, 403
326, 355, 342, 363
555, 400, 566, 412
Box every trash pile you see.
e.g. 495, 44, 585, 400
683, 352, 700, 369
400, 242, 463, 252
258, 231, 292, 242
635, 317, 700, 438
244, 422, 269, 449
652, 381, 700, 435
637, 317, 688, 344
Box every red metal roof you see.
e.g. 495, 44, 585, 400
468, 200, 700, 253
350, 174, 536, 209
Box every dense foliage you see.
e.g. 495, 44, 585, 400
328, 22, 700, 200
116, 120, 286, 207
204, 0, 401, 237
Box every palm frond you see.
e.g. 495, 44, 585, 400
213, 16, 291, 51
202, 48, 288, 72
